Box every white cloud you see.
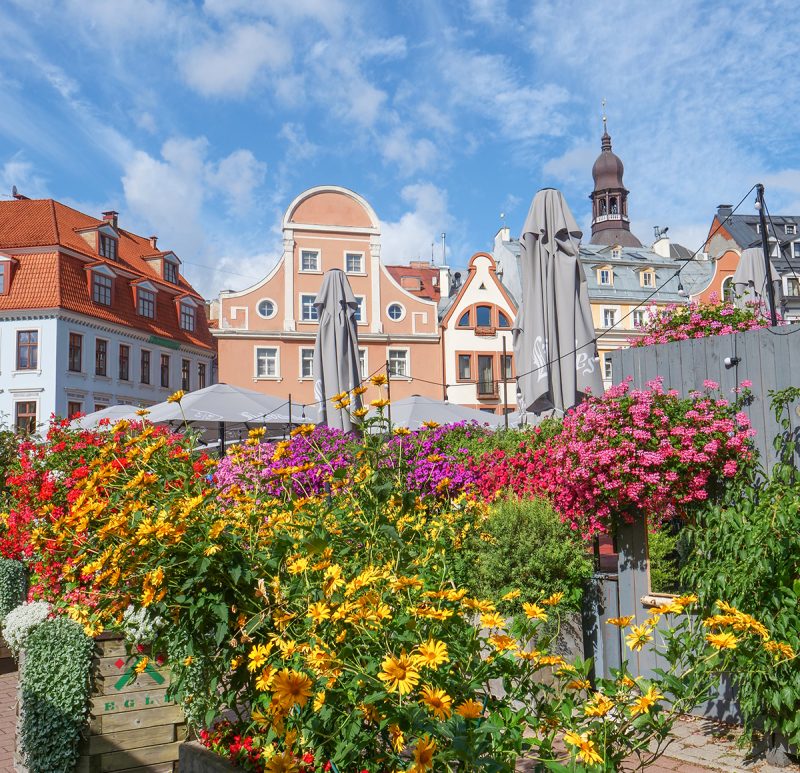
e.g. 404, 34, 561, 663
543, 144, 597, 187
179, 23, 291, 98
466, 0, 511, 27
379, 127, 438, 177
279, 123, 318, 161
0, 153, 49, 199
382, 183, 455, 264
207, 149, 267, 212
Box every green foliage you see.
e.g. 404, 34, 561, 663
648, 526, 680, 595
0, 558, 27, 623
19, 616, 94, 773
681, 386, 800, 747
451, 496, 593, 614
0, 428, 18, 507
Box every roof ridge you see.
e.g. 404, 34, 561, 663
50, 199, 61, 244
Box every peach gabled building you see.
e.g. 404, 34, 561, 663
0, 195, 215, 431
214, 186, 443, 407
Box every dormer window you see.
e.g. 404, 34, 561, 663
640, 270, 655, 288
786, 224, 797, 235
92, 273, 113, 305
137, 287, 156, 318
99, 234, 117, 260
164, 261, 178, 284
611, 247, 622, 259
0, 258, 15, 295
180, 302, 195, 332
598, 267, 613, 286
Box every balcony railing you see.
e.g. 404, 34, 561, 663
477, 379, 498, 398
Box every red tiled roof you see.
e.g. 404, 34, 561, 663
0, 199, 213, 350
385, 263, 441, 301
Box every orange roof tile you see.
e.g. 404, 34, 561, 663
0, 199, 213, 350
385, 263, 441, 301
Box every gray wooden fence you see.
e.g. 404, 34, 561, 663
586, 324, 800, 723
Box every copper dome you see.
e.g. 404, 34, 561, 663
592, 131, 625, 190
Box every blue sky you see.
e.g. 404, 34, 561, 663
1, 0, 799, 298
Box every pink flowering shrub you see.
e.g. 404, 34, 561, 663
477, 379, 755, 537
630, 295, 776, 348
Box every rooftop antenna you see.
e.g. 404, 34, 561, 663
441, 232, 446, 266
601, 97, 607, 134
500, 212, 506, 230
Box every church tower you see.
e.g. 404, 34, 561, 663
589, 111, 642, 247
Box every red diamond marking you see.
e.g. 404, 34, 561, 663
114, 658, 125, 669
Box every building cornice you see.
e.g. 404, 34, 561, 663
211, 328, 439, 344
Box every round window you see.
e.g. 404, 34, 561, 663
387, 303, 404, 321
257, 299, 276, 319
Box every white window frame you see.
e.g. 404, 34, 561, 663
386, 302, 406, 322
611, 247, 622, 259
786, 277, 800, 298
641, 271, 655, 288
256, 298, 277, 319
179, 303, 195, 332
602, 307, 617, 328
254, 346, 280, 379
99, 233, 118, 260
354, 295, 367, 325
633, 309, 646, 327
344, 251, 365, 274
163, 260, 179, 284
603, 355, 613, 381
299, 348, 314, 380
359, 348, 368, 380
300, 249, 321, 273
721, 276, 735, 302
785, 224, 797, 235
598, 268, 612, 286
137, 286, 156, 319
387, 347, 410, 379
299, 293, 319, 323
92, 272, 113, 305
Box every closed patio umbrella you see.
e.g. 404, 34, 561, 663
732, 247, 783, 314
313, 269, 363, 432
513, 188, 602, 415
369, 395, 503, 431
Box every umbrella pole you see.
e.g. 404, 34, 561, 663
755, 184, 778, 326
502, 337, 509, 431
218, 421, 226, 458
288, 393, 293, 433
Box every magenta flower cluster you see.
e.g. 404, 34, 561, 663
478, 378, 755, 537
630, 295, 775, 348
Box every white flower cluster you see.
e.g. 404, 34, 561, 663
119, 605, 163, 644
2, 601, 52, 654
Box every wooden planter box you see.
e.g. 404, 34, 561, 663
75, 636, 187, 773
179, 742, 240, 773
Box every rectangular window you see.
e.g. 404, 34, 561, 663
785, 224, 797, 235
141, 350, 151, 384
633, 309, 646, 327
501, 354, 513, 380
256, 347, 278, 378
15, 401, 37, 433
300, 294, 319, 322
300, 348, 314, 378
388, 349, 408, 378
160, 354, 170, 388
0, 263, 7, 294
604, 356, 613, 381
67, 401, 82, 418
603, 309, 617, 328
300, 250, 320, 272
457, 354, 471, 381
794, 243, 800, 259
164, 261, 178, 283
92, 273, 112, 305
68, 333, 83, 372
180, 303, 195, 331
359, 348, 367, 379
181, 358, 191, 391
641, 272, 654, 288
354, 297, 366, 323
787, 278, 800, 298
94, 403, 108, 412
198, 362, 207, 390
99, 234, 117, 260
599, 269, 612, 286
16, 330, 38, 370
345, 253, 364, 273
119, 344, 130, 381
95, 339, 108, 376
137, 288, 156, 318
477, 355, 495, 395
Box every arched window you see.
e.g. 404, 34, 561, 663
498, 310, 511, 327
722, 276, 735, 302
609, 197, 618, 215
599, 199, 607, 215
458, 311, 471, 327
476, 305, 492, 327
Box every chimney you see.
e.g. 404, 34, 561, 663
652, 226, 671, 258
717, 204, 733, 218
102, 210, 119, 229
149, 235, 158, 249
439, 264, 451, 297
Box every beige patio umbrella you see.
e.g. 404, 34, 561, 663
513, 188, 603, 415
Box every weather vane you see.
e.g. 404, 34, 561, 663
602, 97, 607, 133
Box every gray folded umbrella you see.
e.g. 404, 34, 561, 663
513, 188, 603, 415
313, 269, 363, 432
732, 247, 783, 314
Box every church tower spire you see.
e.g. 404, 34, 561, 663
589, 105, 642, 247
